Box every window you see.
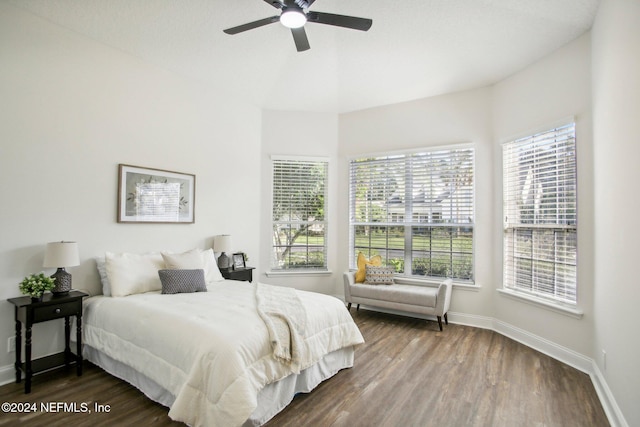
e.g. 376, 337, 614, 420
271, 156, 328, 271
503, 123, 577, 304
349, 146, 474, 281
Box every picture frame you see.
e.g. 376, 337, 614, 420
117, 164, 195, 223
232, 253, 246, 269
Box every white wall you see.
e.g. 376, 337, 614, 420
338, 87, 495, 318
337, 31, 596, 358
0, 4, 261, 372
491, 33, 595, 357
259, 110, 340, 294
2, 1, 638, 424
338, 27, 638, 425
336, 32, 597, 357
592, 0, 640, 425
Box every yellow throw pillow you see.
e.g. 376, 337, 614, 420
355, 252, 382, 283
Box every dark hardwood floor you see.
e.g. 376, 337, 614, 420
0, 309, 609, 427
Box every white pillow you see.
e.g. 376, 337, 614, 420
201, 248, 225, 283
94, 256, 111, 296
105, 252, 164, 297
161, 248, 225, 283
161, 249, 203, 269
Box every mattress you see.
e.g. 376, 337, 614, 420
81, 280, 364, 426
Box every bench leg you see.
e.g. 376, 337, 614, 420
356, 304, 360, 311
347, 303, 352, 311
444, 312, 448, 325
437, 316, 443, 331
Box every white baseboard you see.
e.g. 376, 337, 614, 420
590, 362, 629, 427
0, 350, 71, 388
452, 312, 627, 427
354, 307, 626, 427
0, 363, 15, 387
493, 318, 594, 374
0, 307, 628, 427
447, 311, 494, 330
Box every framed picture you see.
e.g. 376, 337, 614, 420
118, 164, 195, 223
232, 253, 246, 269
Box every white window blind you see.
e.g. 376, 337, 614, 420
503, 123, 577, 304
349, 147, 474, 281
271, 157, 328, 271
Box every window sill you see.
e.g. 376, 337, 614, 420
497, 288, 584, 319
393, 276, 480, 291
265, 270, 333, 277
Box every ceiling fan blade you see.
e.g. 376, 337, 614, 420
307, 11, 372, 31
291, 27, 310, 52
262, 0, 285, 9
269, 0, 314, 8
223, 16, 280, 35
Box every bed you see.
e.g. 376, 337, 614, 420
84, 249, 364, 427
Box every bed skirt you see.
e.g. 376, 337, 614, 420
84, 344, 355, 426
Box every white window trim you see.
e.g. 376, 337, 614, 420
345, 269, 481, 290
346, 142, 474, 162
501, 121, 578, 307
499, 116, 575, 145
348, 144, 476, 283
497, 288, 584, 319
270, 155, 330, 272
271, 154, 330, 162
397, 276, 481, 291
265, 270, 333, 277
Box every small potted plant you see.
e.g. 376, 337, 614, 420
19, 273, 56, 302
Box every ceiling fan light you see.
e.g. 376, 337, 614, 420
280, 10, 306, 29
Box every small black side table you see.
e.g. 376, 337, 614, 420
220, 267, 255, 282
8, 290, 88, 393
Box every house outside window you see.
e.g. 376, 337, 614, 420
349, 146, 475, 281
271, 156, 328, 271
502, 123, 577, 304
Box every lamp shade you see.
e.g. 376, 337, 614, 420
213, 235, 232, 253
43, 241, 80, 268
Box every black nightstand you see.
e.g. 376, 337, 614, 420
8, 290, 88, 393
220, 267, 255, 282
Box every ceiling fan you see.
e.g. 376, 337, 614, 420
223, 0, 372, 52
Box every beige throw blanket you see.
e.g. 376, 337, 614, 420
255, 282, 308, 372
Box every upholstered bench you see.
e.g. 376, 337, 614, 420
343, 271, 453, 331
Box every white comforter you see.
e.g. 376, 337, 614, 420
82, 280, 364, 427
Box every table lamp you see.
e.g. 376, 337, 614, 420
213, 235, 232, 270
43, 241, 80, 295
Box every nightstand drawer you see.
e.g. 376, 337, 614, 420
33, 301, 80, 322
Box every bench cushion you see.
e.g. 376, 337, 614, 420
350, 283, 437, 308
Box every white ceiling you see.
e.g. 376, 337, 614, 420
9, 0, 601, 113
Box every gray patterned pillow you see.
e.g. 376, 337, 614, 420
158, 269, 207, 294
364, 265, 395, 285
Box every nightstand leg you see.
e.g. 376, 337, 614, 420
64, 316, 71, 368
25, 326, 32, 394
14, 317, 21, 384
76, 314, 83, 376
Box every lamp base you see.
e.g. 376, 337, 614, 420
51, 268, 72, 295
217, 252, 232, 270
